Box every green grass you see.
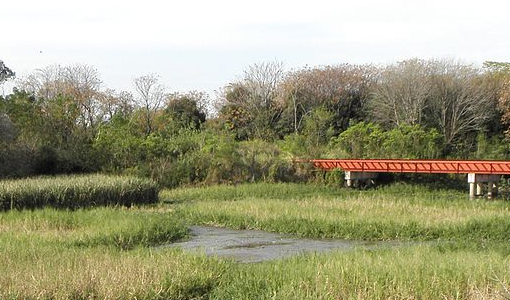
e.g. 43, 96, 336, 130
161, 182, 510, 299
161, 182, 350, 203
0, 244, 227, 300
167, 182, 510, 241
0, 174, 158, 210
210, 245, 510, 300
0, 207, 188, 250
3, 181, 510, 299
0, 207, 230, 300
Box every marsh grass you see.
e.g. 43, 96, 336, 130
168, 183, 510, 241
161, 182, 350, 203
0, 245, 227, 300
3, 182, 510, 299
0, 207, 187, 249
0, 207, 228, 300
0, 174, 158, 210
210, 245, 510, 300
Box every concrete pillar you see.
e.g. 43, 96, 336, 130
467, 173, 501, 199
469, 182, 476, 199
493, 183, 499, 196
344, 171, 378, 188
487, 182, 493, 199
476, 183, 484, 196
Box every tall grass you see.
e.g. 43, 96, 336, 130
3, 182, 510, 299
0, 207, 228, 299
161, 182, 349, 203
0, 207, 187, 249
168, 183, 510, 241
0, 245, 227, 300
210, 245, 510, 300
0, 174, 158, 210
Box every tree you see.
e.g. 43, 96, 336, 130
1, 90, 44, 148
369, 59, 433, 127
18, 64, 104, 135
302, 106, 335, 147
164, 91, 207, 131
15, 65, 108, 173
133, 74, 165, 136
368, 59, 497, 151
0, 113, 17, 143
217, 61, 285, 139
484, 61, 510, 136
331, 122, 443, 159
278, 64, 376, 134
60, 64, 102, 130
0, 60, 15, 83
97, 89, 135, 121
427, 60, 496, 147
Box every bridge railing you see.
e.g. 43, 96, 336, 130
308, 159, 510, 175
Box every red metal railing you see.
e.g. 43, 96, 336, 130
307, 159, 510, 175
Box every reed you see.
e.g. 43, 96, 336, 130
0, 174, 158, 210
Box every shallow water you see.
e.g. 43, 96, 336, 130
168, 226, 399, 263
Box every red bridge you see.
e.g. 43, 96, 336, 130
309, 159, 510, 175
305, 159, 510, 198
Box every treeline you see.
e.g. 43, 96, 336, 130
1, 59, 510, 187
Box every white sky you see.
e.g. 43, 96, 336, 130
2, 0, 510, 96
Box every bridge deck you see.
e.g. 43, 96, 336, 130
309, 159, 510, 175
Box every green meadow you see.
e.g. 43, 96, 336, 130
2, 178, 510, 299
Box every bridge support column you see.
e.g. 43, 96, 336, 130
493, 183, 499, 197
487, 183, 494, 198
469, 183, 476, 199
468, 173, 501, 199
476, 183, 484, 196
345, 171, 378, 187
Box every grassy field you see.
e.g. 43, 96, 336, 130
209, 246, 510, 299
2, 181, 510, 299
0, 207, 229, 299
164, 182, 510, 241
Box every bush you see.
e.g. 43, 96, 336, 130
238, 139, 293, 182
0, 174, 158, 210
330, 122, 444, 159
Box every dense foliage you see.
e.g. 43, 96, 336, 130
1, 59, 510, 187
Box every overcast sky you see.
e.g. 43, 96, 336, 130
2, 0, 509, 96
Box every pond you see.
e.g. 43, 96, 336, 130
168, 226, 403, 263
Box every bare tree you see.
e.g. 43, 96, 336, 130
61, 65, 102, 129
243, 61, 285, 111
484, 62, 510, 135
369, 59, 496, 146
133, 74, 165, 135
17, 64, 103, 133
278, 64, 376, 133
369, 59, 433, 127
97, 89, 135, 121
428, 60, 496, 146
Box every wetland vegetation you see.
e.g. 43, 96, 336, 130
2, 181, 510, 299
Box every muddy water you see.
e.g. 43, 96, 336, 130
169, 226, 398, 263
